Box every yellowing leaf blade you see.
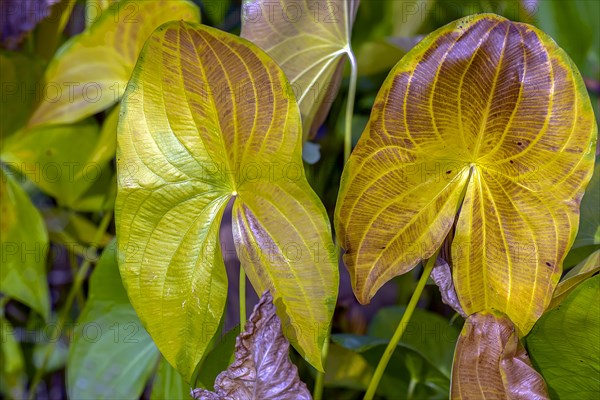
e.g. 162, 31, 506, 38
116, 21, 337, 381
241, 0, 359, 139
335, 14, 597, 333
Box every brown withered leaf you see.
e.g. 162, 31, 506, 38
431, 257, 466, 318
191, 291, 312, 400
451, 312, 548, 400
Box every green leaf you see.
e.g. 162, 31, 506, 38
1, 119, 113, 211
151, 357, 192, 400
331, 306, 459, 398
549, 249, 599, 309
323, 343, 372, 391
0, 51, 45, 139
0, 318, 26, 400
335, 14, 597, 334
67, 241, 160, 400
195, 327, 238, 390
116, 21, 338, 381
351, 0, 433, 76
86, 0, 120, 27
28, 0, 200, 127
452, 312, 549, 399
368, 306, 459, 377
241, 0, 359, 139
573, 155, 600, 249
0, 168, 50, 320
527, 275, 600, 399
535, 0, 599, 75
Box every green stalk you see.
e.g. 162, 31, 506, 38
312, 325, 331, 400
363, 250, 440, 400
344, 49, 358, 164
27, 210, 113, 400
239, 267, 246, 332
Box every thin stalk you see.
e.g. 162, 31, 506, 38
344, 49, 358, 164
239, 267, 246, 332
312, 325, 331, 400
27, 211, 113, 400
363, 250, 440, 400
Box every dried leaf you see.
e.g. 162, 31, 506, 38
431, 257, 466, 317
191, 291, 311, 400
451, 312, 549, 400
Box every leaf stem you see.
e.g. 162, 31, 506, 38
363, 250, 440, 400
313, 327, 330, 400
344, 49, 358, 164
27, 210, 113, 400
239, 267, 246, 332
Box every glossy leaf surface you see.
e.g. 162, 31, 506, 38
241, 0, 359, 139
67, 241, 159, 400
28, 0, 199, 127
151, 358, 192, 400
527, 275, 600, 399
451, 312, 549, 399
116, 21, 337, 381
0, 169, 50, 320
191, 291, 311, 400
335, 14, 597, 333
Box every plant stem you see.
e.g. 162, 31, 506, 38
239, 267, 246, 332
344, 49, 358, 164
363, 251, 440, 400
27, 210, 113, 400
313, 326, 331, 400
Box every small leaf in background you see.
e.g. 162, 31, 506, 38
194, 327, 238, 391
324, 343, 372, 391
67, 241, 160, 400
28, 0, 200, 127
451, 312, 549, 400
535, 0, 599, 76
241, 0, 359, 140
335, 14, 597, 335
0, 168, 50, 320
0, 51, 45, 139
332, 306, 459, 398
1, 119, 113, 211
191, 291, 311, 400
116, 21, 338, 380
527, 275, 600, 399
151, 357, 192, 400
85, 0, 120, 27
0, 0, 59, 49
0, 318, 26, 399
568, 154, 600, 263
549, 250, 599, 309
351, 0, 433, 76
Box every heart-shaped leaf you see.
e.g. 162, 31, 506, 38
28, 0, 199, 127
0, 168, 50, 320
527, 275, 600, 399
451, 312, 549, 399
241, 0, 359, 139
116, 21, 337, 381
191, 291, 311, 400
335, 14, 597, 333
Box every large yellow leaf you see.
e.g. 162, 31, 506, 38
116, 21, 337, 381
241, 0, 359, 139
335, 14, 597, 334
28, 0, 199, 127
